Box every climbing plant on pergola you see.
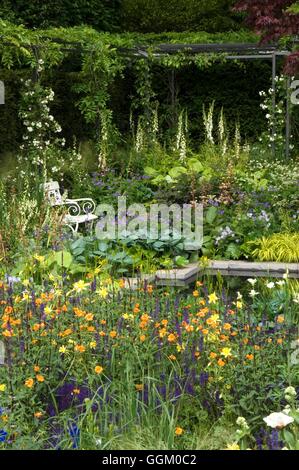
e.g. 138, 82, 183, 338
0, 22, 295, 159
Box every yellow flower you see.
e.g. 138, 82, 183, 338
0, 384, 6, 392
98, 288, 108, 299
59, 345, 67, 354
208, 292, 218, 304
236, 301, 243, 309
226, 443, 240, 450
73, 280, 89, 293
277, 315, 284, 324
221, 347, 232, 358
89, 341, 96, 349
176, 343, 185, 352
135, 384, 144, 391
34, 255, 45, 263
22, 279, 30, 287
44, 306, 52, 316
175, 427, 184, 436
25, 378, 34, 388
95, 365, 104, 375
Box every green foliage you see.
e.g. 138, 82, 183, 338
249, 233, 299, 263
0, 0, 121, 31
121, 0, 243, 33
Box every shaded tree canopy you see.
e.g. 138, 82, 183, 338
234, 0, 299, 73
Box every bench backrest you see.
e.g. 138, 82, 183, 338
43, 181, 63, 206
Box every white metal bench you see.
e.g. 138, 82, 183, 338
43, 181, 98, 233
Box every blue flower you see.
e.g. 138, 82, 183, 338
0, 429, 7, 442
68, 422, 80, 449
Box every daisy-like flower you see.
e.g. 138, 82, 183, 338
221, 347, 232, 358
263, 412, 294, 430
249, 289, 259, 298
208, 292, 218, 304
266, 282, 275, 289
73, 280, 90, 293
226, 443, 240, 450
175, 427, 184, 436
247, 278, 257, 286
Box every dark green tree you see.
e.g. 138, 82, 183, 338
0, 0, 121, 31
121, 0, 243, 33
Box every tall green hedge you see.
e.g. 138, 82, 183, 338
0, 0, 121, 30
121, 0, 243, 33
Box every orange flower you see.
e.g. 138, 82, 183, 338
277, 338, 283, 345
4, 306, 13, 315
175, 427, 184, 436
193, 290, 199, 297
140, 334, 146, 342
36, 375, 45, 383
25, 378, 34, 388
73, 308, 85, 318
210, 352, 217, 359
217, 359, 225, 367
2, 329, 13, 337
95, 365, 104, 375
100, 319, 107, 325
167, 333, 176, 343
254, 345, 261, 351
246, 354, 254, 361
159, 328, 167, 338
60, 328, 72, 338
168, 355, 177, 361
133, 304, 140, 314
72, 388, 80, 395
99, 331, 106, 337
34, 411, 43, 418
194, 352, 200, 358
135, 384, 144, 391
109, 330, 117, 339
119, 279, 125, 289
34, 365, 40, 372
85, 313, 94, 322
75, 344, 86, 353
223, 323, 232, 331
277, 315, 284, 324
202, 329, 209, 335
147, 285, 153, 294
